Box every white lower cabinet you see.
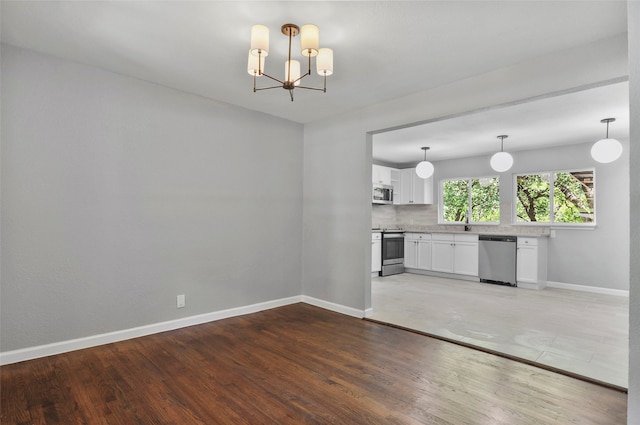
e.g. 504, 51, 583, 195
516, 237, 548, 288
404, 233, 431, 270
431, 233, 479, 276
431, 236, 454, 273
453, 238, 479, 276
372, 233, 382, 273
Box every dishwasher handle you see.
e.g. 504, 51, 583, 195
479, 235, 517, 243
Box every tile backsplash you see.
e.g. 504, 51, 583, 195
372, 204, 549, 236
372, 204, 437, 229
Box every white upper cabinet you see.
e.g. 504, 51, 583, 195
390, 169, 401, 204
397, 168, 433, 205
372, 164, 392, 185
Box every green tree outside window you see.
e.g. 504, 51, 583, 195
442, 177, 500, 223
516, 170, 594, 224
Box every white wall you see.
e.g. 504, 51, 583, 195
0, 45, 304, 351
627, 2, 640, 422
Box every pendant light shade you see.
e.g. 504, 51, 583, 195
316, 48, 333, 76
285, 60, 301, 86
591, 118, 622, 163
490, 135, 513, 172
250, 25, 269, 56
247, 50, 265, 75
300, 24, 319, 57
416, 147, 434, 179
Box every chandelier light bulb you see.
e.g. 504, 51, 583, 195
591, 118, 622, 163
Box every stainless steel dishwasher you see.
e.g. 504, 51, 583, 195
478, 235, 517, 286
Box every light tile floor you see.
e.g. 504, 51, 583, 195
371, 273, 629, 388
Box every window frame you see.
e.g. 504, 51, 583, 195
438, 175, 501, 225
512, 167, 596, 228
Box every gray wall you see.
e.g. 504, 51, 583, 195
627, 2, 639, 422
422, 141, 629, 291
0, 45, 304, 351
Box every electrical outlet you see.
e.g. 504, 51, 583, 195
177, 294, 186, 308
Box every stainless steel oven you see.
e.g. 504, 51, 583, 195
380, 230, 404, 276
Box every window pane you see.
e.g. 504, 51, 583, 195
471, 178, 500, 222
554, 171, 594, 223
442, 179, 468, 222
516, 174, 550, 222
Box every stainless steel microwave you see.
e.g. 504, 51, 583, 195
373, 184, 393, 204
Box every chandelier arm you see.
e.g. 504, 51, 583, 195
296, 86, 326, 92
254, 85, 285, 91
260, 72, 285, 85
292, 72, 311, 85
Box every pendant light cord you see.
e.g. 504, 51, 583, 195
497, 135, 508, 152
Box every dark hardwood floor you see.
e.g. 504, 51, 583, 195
1, 303, 627, 424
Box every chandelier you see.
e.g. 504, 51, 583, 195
248, 23, 333, 101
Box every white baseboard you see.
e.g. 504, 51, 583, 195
364, 307, 374, 318
301, 295, 366, 318
546, 281, 629, 297
0, 295, 303, 366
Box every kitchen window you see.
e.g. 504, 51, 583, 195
515, 169, 595, 225
441, 177, 500, 224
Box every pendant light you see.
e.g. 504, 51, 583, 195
490, 135, 513, 173
416, 147, 434, 179
591, 118, 623, 163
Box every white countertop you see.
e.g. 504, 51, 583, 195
372, 225, 550, 237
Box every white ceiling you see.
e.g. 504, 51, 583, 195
373, 81, 630, 167
1, 1, 629, 162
